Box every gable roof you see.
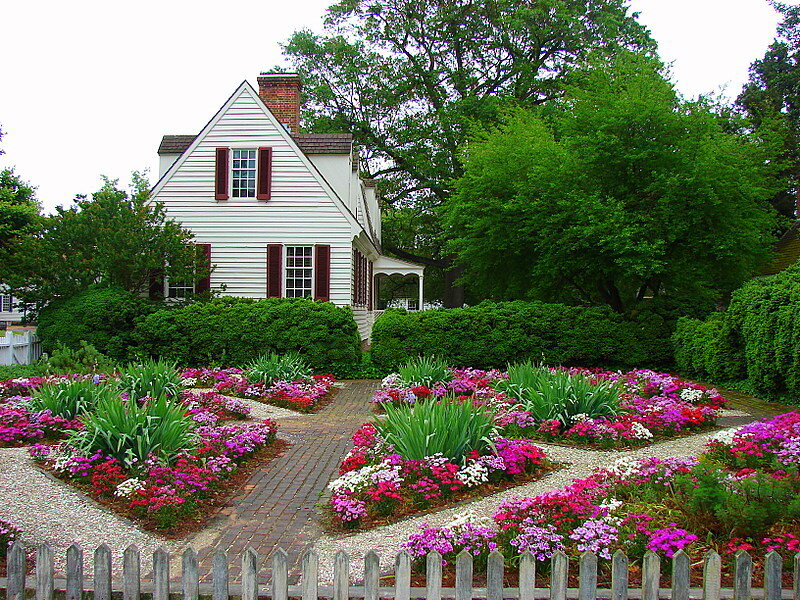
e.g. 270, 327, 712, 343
151, 81, 375, 250
761, 221, 800, 276
157, 133, 354, 156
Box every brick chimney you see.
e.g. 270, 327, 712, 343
257, 72, 301, 134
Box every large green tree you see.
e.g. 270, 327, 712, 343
737, 1, 800, 220
444, 54, 779, 313
1, 173, 205, 308
284, 0, 654, 305
0, 128, 41, 249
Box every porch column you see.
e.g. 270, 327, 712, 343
418, 274, 424, 311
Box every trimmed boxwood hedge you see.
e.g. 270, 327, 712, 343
132, 296, 362, 373
672, 264, 800, 398
371, 301, 672, 372
36, 286, 158, 361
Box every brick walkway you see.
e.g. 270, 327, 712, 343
194, 380, 376, 581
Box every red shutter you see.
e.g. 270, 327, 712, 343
257, 147, 272, 200
148, 268, 165, 300
367, 260, 374, 310
196, 243, 212, 295
215, 148, 229, 200
267, 244, 283, 298
314, 244, 331, 302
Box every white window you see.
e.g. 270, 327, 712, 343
285, 246, 313, 298
0, 295, 11, 313
167, 280, 194, 299
231, 149, 257, 198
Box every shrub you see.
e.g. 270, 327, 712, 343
245, 351, 311, 383
495, 364, 620, 425
70, 394, 198, 465
397, 356, 452, 387
374, 399, 496, 463
673, 315, 745, 381
371, 301, 666, 372
29, 378, 117, 420
45, 341, 117, 375
0, 364, 46, 380
133, 297, 361, 373
36, 287, 158, 361
117, 359, 182, 401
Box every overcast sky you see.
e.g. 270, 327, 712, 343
0, 0, 792, 213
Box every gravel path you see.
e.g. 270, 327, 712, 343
309, 410, 751, 583
0, 447, 177, 576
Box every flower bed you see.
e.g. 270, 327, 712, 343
180, 368, 337, 412
374, 367, 726, 448
29, 418, 278, 531
328, 423, 557, 530
401, 411, 800, 572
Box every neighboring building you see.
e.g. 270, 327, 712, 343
0, 290, 24, 330
761, 221, 800, 276
152, 73, 424, 340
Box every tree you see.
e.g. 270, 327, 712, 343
737, 1, 800, 220
444, 53, 779, 313
283, 0, 654, 305
0, 128, 41, 249
1, 173, 206, 308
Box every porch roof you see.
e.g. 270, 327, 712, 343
373, 255, 424, 277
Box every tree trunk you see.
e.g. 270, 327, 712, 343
443, 263, 465, 308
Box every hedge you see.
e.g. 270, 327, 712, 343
672, 264, 800, 398
36, 286, 158, 361
371, 301, 672, 372
132, 296, 362, 373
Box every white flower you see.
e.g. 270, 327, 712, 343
457, 460, 489, 488
182, 377, 197, 388
679, 388, 704, 404
445, 510, 492, 529
114, 478, 146, 497
631, 422, 653, 439
381, 373, 401, 389
571, 413, 591, 423
328, 459, 404, 494
607, 457, 641, 479
708, 427, 741, 446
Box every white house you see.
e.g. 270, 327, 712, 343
151, 73, 424, 340
0, 290, 24, 330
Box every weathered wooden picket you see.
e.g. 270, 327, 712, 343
3, 543, 800, 600
0, 331, 41, 366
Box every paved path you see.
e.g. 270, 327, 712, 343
186, 380, 377, 580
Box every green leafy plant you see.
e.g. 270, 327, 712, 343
28, 378, 118, 420
374, 399, 496, 463
117, 359, 182, 401
69, 394, 197, 465
495, 363, 621, 425
46, 341, 117, 375
397, 355, 452, 387
245, 351, 311, 383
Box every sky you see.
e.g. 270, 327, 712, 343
0, 0, 792, 213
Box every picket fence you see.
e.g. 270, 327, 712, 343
3, 544, 800, 600
0, 331, 41, 366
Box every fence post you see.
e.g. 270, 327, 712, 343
36, 544, 54, 600
301, 550, 319, 600
612, 550, 628, 600
65, 543, 83, 600
578, 552, 598, 600
764, 551, 782, 600
642, 551, 661, 600
733, 551, 752, 600
94, 544, 112, 600
703, 551, 721, 600
7, 541, 25, 600
519, 552, 536, 600
181, 548, 198, 600
551, 551, 568, 600
124, 545, 141, 600
364, 551, 380, 600
153, 548, 170, 600
212, 551, 228, 600
426, 551, 443, 600
455, 550, 473, 600
487, 550, 504, 600
671, 550, 690, 600
334, 550, 349, 600
396, 551, 411, 600
271, 548, 287, 600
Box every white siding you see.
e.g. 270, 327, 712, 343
152, 86, 357, 305
352, 306, 374, 341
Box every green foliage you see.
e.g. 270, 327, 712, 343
133, 297, 361, 373
0, 174, 205, 308
285, 0, 653, 301
371, 302, 669, 372
672, 315, 745, 382
495, 363, 620, 424
0, 166, 40, 249
29, 379, 118, 420
0, 363, 46, 380
117, 359, 182, 401
245, 351, 312, 383
70, 394, 197, 465
45, 341, 116, 375
36, 286, 158, 361
374, 399, 496, 463
397, 356, 452, 387
445, 52, 778, 311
